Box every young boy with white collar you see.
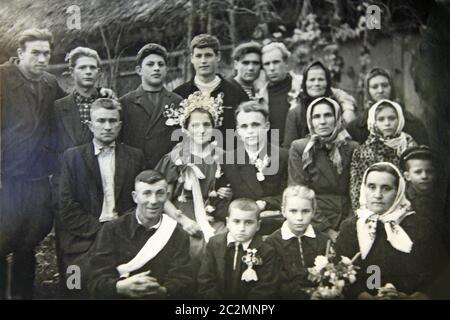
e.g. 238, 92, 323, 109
197, 198, 278, 299
266, 185, 330, 299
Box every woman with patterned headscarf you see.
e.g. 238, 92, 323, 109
349, 99, 417, 211
346, 67, 428, 144
335, 162, 435, 299
288, 97, 359, 241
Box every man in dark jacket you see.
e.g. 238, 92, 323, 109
120, 43, 183, 169
0, 28, 66, 299
58, 99, 144, 296
87, 170, 193, 299
220, 101, 288, 235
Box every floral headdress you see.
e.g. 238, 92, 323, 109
164, 91, 225, 128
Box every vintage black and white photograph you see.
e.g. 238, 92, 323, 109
0, 0, 449, 303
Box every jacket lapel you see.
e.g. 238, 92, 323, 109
81, 142, 103, 198
214, 233, 228, 291
134, 86, 155, 119
61, 94, 91, 145
114, 143, 129, 203
146, 87, 171, 134
235, 144, 264, 197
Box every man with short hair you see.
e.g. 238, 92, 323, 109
120, 43, 182, 169
51, 46, 105, 293
173, 34, 248, 146
52, 47, 103, 160
0, 28, 66, 299
220, 101, 288, 234
229, 42, 262, 100
58, 99, 144, 296
88, 170, 194, 299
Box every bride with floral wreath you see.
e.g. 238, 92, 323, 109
155, 91, 233, 268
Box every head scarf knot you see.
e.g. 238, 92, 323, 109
367, 99, 411, 157
302, 97, 351, 175
356, 162, 414, 259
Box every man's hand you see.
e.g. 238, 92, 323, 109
180, 216, 202, 237
217, 187, 233, 200
99, 88, 117, 99
116, 271, 167, 299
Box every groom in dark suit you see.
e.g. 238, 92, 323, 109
58, 98, 144, 296
221, 101, 288, 235
120, 43, 183, 169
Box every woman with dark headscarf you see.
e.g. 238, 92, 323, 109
288, 97, 359, 241
283, 60, 357, 148
335, 162, 435, 299
349, 99, 418, 210
346, 67, 428, 144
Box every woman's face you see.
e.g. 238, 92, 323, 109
306, 67, 327, 98
311, 102, 336, 137
364, 171, 397, 214
186, 110, 213, 146
368, 75, 392, 102
375, 106, 399, 138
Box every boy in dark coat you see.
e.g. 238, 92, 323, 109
198, 198, 278, 299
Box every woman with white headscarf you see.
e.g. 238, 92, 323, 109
335, 162, 434, 299
288, 97, 359, 241
349, 99, 417, 211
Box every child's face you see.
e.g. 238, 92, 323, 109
404, 159, 436, 193
226, 208, 260, 243
282, 197, 314, 236
375, 106, 399, 138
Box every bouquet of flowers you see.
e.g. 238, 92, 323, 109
307, 245, 360, 299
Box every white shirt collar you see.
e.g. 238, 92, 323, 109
281, 221, 316, 240
136, 212, 162, 231
246, 145, 266, 163
93, 140, 116, 156
227, 232, 252, 250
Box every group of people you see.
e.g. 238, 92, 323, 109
0, 28, 448, 300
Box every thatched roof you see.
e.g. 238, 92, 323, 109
0, 0, 190, 61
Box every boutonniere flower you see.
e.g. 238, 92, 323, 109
241, 248, 263, 282
205, 205, 215, 214
254, 155, 270, 181
163, 103, 180, 126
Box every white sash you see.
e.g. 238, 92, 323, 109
185, 166, 216, 242
116, 214, 178, 278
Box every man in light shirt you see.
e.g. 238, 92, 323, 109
173, 34, 248, 148
58, 98, 144, 297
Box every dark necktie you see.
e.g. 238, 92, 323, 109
227, 242, 245, 298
